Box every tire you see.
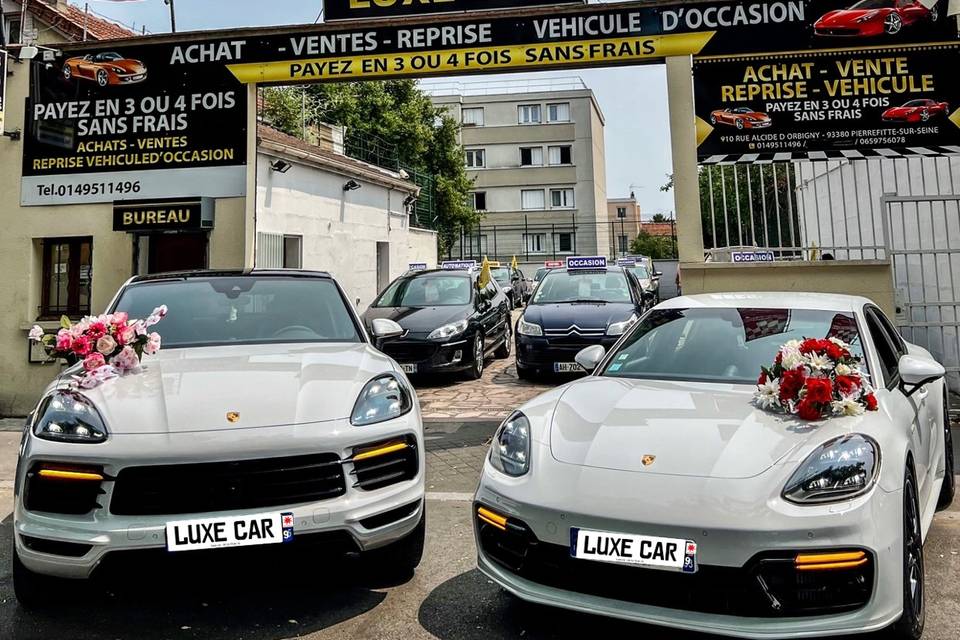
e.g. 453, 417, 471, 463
13, 548, 67, 609
96, 70, 109, 87
921, 110, 930, 122
885, 13, 902, 35
937, 394, 955, 511
710, 115, 717, 125
465, 333, 484, 380
494, 322, 512, 359
359, 507, 425, 579
736, 119, 744, 130
62, 65, 72, 81
889, 465, 925, 640
516, 364, 535, 381
930, 4, 939, 22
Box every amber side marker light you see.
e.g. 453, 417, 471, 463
352, 441, 410, 463
37, 467, 104, 482
795, 550, 868, 571
477, 506, 508, 531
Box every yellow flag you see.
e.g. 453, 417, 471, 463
511, 256, 519, 270
478, 256, 492, 289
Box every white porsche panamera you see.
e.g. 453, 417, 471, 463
474, 292, 955, 639
14, 270, 424, 607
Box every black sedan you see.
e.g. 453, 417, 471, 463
515, 258, 646, 379
363, 268, 512, 380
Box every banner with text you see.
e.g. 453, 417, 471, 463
694, 43, 960, 159
22, 41, 248, 206
324, 0, 584, 22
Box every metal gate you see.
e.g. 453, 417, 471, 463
885, 195, 960, 393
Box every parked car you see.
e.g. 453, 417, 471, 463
814, 0, 939, 37
710, 107, 772, 130
883, 99, 950, 123
491, 266, 532, 309
62, 51, 147, 87
14, 270, 426, 606
618, 257, 659, 308
515, 257, 646, 379
475, 292, 953, 639
363, 267, 512, 380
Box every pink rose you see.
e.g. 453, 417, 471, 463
55, 330, 73, 351
83, 352, 106, 372
144, 332, 162, 355
146, 305, 168, 327
96, 334, 117, 355
112, 346, 140, 372
86, 321, 108, 340
116, 325, 136, 346
71, 336, 93, 357
111, 312, 129, 326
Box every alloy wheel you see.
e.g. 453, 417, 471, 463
62, 66, 71, 80
474, 335, 484, 377
885, 14, 902, 34
899, 471, 926, 638
97, 70, 109, 87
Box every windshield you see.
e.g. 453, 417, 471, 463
534, 268, 551, 281
532, 270, 632, 304
491, 268, 512, 284
850, 0, 894, 8
113, 277, 361, 348
374, 275, 472, 307
628, 265, 650, 280
903, 100, 929, 107
602, 308, 865, 384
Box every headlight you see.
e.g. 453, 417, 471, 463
607, 314, 638, 336
351, 374, 412, 426
517, 317, 543, 337
489, 412, 531, 477
856, 10, 879, 23
783, 434, 879, 504
111, 66, 126, 73
427, 319, 468, 340
33, 390, 108, 444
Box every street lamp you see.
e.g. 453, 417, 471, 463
163, 0, 176, 33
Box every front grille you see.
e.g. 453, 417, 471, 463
110, 453, 346, 516
476, 509, 872, 618
25, 465, 104, 515
21, 535, 93, 558
815, 27, 859, 35
380, 341, 438, 363
544, 327, 606, 339
351, 437, 419, 491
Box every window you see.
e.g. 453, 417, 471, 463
548, 145, 573, 166
467, 234, 488, 256
465, 148, 485, 168
556, 232, 574, 253
524, 233, 547, 254
521, 189, 545, 210
472, 191, 487, 211
617, 207, 627, 218
520, 146, 543, 167
550, 188, 575, 209
547, 102, 571, 123
283, 235, 302, 269
619, 236, 629, 254
41, 237, 93, 319
462, 107, 484, 126
865, 310, 900, 387
518, 104, 542, 125
6, 18, 22, 45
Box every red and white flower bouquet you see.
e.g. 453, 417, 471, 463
754, 337, 878, 421
28, 306, 167, 389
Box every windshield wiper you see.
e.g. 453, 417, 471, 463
565, 299, 608, 305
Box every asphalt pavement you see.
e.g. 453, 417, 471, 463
0, 424, 956, 640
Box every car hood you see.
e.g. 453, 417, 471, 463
549, 377, 836, 479
83, 343, 395, 434
817, 9, 882, 25
886, 106, 917, 114
364, 305, 471, 336
112, 60, 145, 72
524, 302, 636, 331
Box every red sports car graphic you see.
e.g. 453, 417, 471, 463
814, 0, 939, 37
62, 52, 147, 87
882, 99, 950, 122
710, 107, 772, 130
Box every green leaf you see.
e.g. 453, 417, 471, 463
41, 334, 54, 345
60, 316, 72, 330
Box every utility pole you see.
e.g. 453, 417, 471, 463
164, 0, 177, 33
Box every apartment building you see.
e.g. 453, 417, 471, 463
429, 78, 608, 266
606, 197, 642, 257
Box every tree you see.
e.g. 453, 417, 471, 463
651, 213, 668, 223
630, 230, 677, 260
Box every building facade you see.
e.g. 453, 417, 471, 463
606, 197, 642, 257
430, 78, 607, 267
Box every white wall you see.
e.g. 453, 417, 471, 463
255, 153, 437, 311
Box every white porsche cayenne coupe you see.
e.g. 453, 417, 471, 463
475, 293, 954, 639
14, 270, 424, 606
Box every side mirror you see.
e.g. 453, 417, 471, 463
371, 318, 405, 341
899, 354, 945, 397
652, 271, 663, 279
575, 345, 607, 372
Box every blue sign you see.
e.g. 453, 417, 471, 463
408, 262, 428, 271
616, 258, 638, 267
567, 256, 607, 270
441, 260, 477, 271
731, 251, 776, 264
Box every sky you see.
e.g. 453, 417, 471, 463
78, 0, 676, 218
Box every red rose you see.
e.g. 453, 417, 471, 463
797, 398, 823, 421
864, 393, 878, 411
804, 378, 833, 404
824, 342, 845, 361
799, 339, 820, 355
71, 336, 92, 357
779, 367, 807, 403
835, 375, 861, 397
86, 322, 107, 341
758, 371, 768, 385
775, 352, 783, 366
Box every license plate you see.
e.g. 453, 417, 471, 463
571, 527, 697, 573
165, 511, 294, 552
554, 362, 582, 373
401, 363, 418, 374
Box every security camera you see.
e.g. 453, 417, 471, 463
343, 179, 362, 192
398, 169, 410, 179
269, 159, 292, 173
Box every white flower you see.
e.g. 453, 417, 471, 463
828, 337, 849, 349
144, 332, 162, 355
28, 325, 45, 342
111, 346, 141, 373
146, 305, 168, 327
807, 352, 834, 371
755, 379, 782, 410
96, 334, 117, 355
76, 364, 118, 389
835, 363, 853, 376
831, 398, 866, 417
780, 346, 806, 371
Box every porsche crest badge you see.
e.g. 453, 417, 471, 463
226, 412, 240, 423
641, 455, 656, 467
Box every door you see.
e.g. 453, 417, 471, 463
148, 233, 208, 274
376, 242, 390, 296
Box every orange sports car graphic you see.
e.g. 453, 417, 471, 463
710, 107, 773, 130
62, 52, 147, 87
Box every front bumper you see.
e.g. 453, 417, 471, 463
378, 336, 474, 374
15, 413, 425, 579
516, 333, 621, 371
474, 458, 903, 638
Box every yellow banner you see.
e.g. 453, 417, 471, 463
951, 108, 960, 131
227, 32, 715, 84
